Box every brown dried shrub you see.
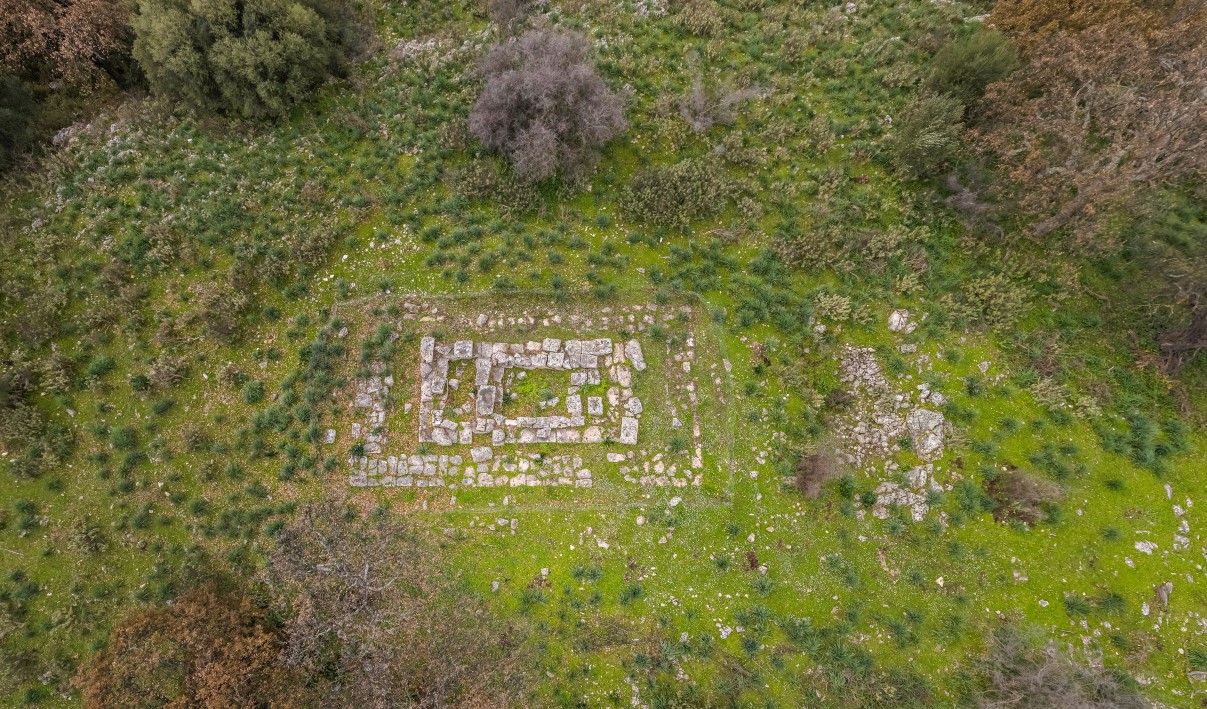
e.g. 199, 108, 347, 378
985, 468, 1061, 525
795, 443, 842, 499
469, 29, 627, 181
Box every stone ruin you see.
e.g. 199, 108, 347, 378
417, 336, 645, 451
338, 300, 713, 490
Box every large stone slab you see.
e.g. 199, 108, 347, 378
625, 340, 646, 371
619, 417, 639, 445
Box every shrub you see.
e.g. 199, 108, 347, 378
926, 31, 1018, 107
620, 157, 733, 227
0, 75, 37, 169
469, 29, 627, 181
986, 469, 1062, 525
940, 273, 1030, 332
486, 0, 531, 26
74, 582, 303, 706
242, 380, 265, 405
794, 444, 842, 498
132, 0, 357, 119
678, 75, 764, 133
676, 0, 724, 37
888, 92, 964, 178
973, 627, 1145, 709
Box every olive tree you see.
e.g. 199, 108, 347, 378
132, 0, 357, 119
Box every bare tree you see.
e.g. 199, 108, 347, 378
678, 74, 764, 133
265, 498, 531, 708
469, 29, 627, 181
976, 627, 1146, 709
973, 4, 1207, 241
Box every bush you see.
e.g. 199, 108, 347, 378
242, 380, 265, 404
469, 29, 627, 181
888, 92, 964, 178
794, 444, 842, 498
486, 0, 531, 26
926, 31, 1018, 107
986, 469, 1062, 525
676, 0, 724, 37
132, 0, 357, 119
973, 627, 1145, 708
620, 157, 734, 227
678, 75, 764, 133
74, 582, 303, 706
0, 75, 37, 169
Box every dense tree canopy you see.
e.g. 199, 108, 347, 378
0, 0, 130, 84
132, 0, 356, 119
974, 0, 1207, 240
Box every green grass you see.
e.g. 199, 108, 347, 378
0, 0, 1204, 705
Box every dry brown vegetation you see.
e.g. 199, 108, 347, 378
266, 498, 532, 708
986, 469, 1062, 525
469, 28, 627, 181
975, 627, 1146, 709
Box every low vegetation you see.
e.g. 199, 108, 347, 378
0, 0, 1204, 706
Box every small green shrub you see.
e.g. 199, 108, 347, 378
925, 30, 1018, 107
888, 92, 964, 178
620, 158, 735, 228
242, 381, 266, 405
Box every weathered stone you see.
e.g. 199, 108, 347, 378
477, 385, 497, 415
625, 340, 646, 371
542, 338, 562, 352
588, 338, 613, 355
887, 309, 916, 334
619, 416, 639, 444
452, 340, 473, 359
471, 446, 493, 463
905, 408, 945, 460
420, 336, 435, 362
587, 396, 603, 416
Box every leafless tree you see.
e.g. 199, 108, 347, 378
265, 498, 531, 708
974, 4, 1207, 241
678, 74, 764, 133
976, 627, 1146, 709
469, 28, 627, 181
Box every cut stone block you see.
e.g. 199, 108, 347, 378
619, 416, 639, 444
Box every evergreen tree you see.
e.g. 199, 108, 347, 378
132, 0, 356, 119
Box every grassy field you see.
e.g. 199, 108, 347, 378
1, 0, 1205, 706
